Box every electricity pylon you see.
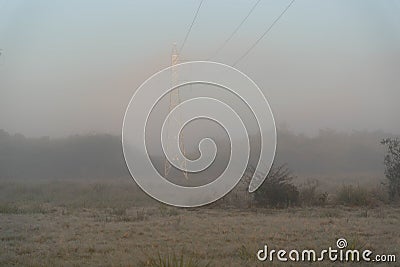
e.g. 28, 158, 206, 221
164, 43, 188, 179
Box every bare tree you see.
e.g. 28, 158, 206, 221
381, 138, 400, 201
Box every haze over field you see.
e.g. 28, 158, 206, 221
0, 0, 399, 138
0, 2, 399, 266
0, 128, 393, 190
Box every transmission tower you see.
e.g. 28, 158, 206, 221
164, 43, 188, 179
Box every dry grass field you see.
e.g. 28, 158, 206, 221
0, 181, 399, 266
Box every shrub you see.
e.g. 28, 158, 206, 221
0, 203, 19, 214
336, 185, 369, 206
299, 179, 328, 206
335, 184, 387, 207
254, 164, 299, 208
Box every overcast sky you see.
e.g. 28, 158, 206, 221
0, 0, 399, 137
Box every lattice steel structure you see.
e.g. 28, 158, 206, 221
164, 43, 188, 179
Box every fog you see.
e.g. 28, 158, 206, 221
0, 1, 399, 137
1, 2, 400, 265
0, 128, 393, 191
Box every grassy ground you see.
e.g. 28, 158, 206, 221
0, 181, 399, 266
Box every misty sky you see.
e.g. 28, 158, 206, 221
0, 0, 399, 137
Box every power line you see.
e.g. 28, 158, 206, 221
179, 0, 205, 55
208, 0, 262, 60
233, 0, 295, 66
